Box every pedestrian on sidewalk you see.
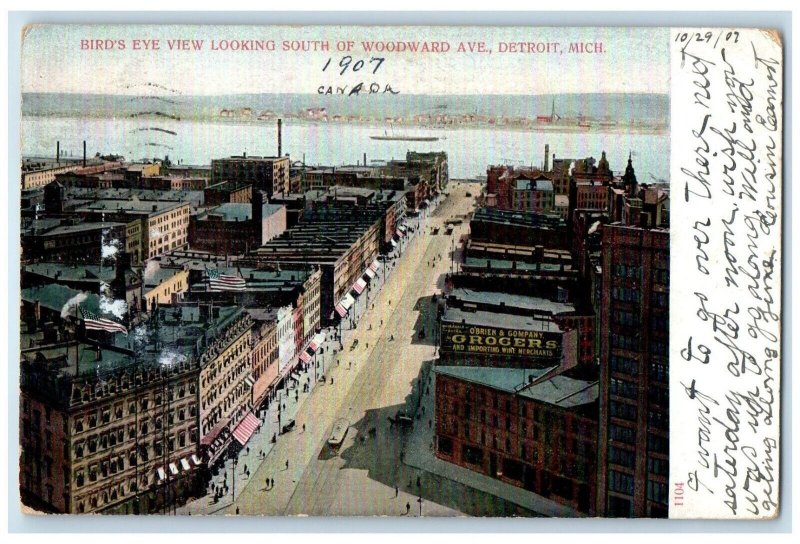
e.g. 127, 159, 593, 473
302, 423, 306, 433
406, 502, 411, 514
285, 460, 289, 470
236, 507, 240, 515
246, 447, 249, 455
271, 478, 274, 488
395, 485, 399, 498
266, 477, 270, 489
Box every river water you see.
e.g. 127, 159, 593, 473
22, 116, 669, 181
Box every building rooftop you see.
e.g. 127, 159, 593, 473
198, 202, 284, 223
441, 307, 564, 333
21, 284, 103, 315
471, 207, 565, 229
75, 198, 188, 216
448, 288, 575, 315
435, 365, 598, 409
37, 221, 127, 237
24, 263, 120, 283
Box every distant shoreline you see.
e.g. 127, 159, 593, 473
22, 113, 668, 137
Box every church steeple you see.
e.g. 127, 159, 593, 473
597, 150, 610, 178
622, 151, 638, 195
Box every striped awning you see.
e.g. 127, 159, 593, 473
244, 375, 255, 388
352, 278, 367, 295
342, 293, 355, 309
309, 332, 326, 352
334, 303, 348, 318
369, 260, 380, 273
299, 350, 312, 363
232, 412, 261, 446
395, 228, 403, 237
364, 267, 376, 279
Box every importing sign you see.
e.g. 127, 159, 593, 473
440, 322, 562, 358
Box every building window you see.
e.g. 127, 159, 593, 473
647, 456, 669, 476
610, 378, 638, 400
610, 355, 639, 375
609, 446, 636, 468
609, 424, 636, 445
461, 444, 484, 466
647, 433, 668, 454
610, 401, 637, 421
609, 470, 635, 495
647, 480, 669, 504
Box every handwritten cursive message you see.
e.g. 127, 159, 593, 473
670, 28, 782, 520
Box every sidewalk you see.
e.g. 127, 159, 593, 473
402, 371, 585, 518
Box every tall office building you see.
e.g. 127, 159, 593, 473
596, 160, 670, 518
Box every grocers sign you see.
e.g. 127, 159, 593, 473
440, 322, 561, 359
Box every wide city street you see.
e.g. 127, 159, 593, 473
204, 182, 534, 517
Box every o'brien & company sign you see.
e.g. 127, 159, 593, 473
440, 322, 561, 359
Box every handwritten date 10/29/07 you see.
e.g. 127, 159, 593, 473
318, 56, 398, 96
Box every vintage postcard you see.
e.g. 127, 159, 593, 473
17, 24, 782, 519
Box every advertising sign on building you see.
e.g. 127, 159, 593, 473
439, 321, 562, 359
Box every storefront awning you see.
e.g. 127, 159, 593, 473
169, 463, 179, 476
181, 458, 191, 471
369, 260, 380, 273
156, 467, 166, 481
342, 293, 355, 309
364, 267, 376, 280
244, 375, 255, 388
390, 239, 398, 247
299, 350, 312, 363
399, 224, 408, 233
351, 278, 367, 295
200, 417, 231, 447
309, 332, 326, 351
334, 303, 348, 318
192, 454, 203, 466
232, 412, 261, 446
395, 228, 403, 237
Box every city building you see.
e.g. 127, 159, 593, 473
469, 207, 569, 249
246, 309, 279, 409
434, 366, 598, 514
204, 180, 253, 207
195, 306, 255, 466
189, 192, 287, 255
22, 158, 82, 190
74, 199, 191, 260
211, 155, 290, 198
247, 204, 385, 326
596, 163, 670, 518
19, 319, 205, 514
511, 174, 555, 214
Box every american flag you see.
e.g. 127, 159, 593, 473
81, 308, 128, 334
207, 269, 246, 292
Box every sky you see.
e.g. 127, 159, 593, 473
22, 25, 669, 96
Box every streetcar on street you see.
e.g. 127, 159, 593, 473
327, 418, 350, 450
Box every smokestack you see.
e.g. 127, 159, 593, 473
56, 141, 60, 164
277, 119, 282, 157
83, 140, 87, 167
544, 144, 550, 172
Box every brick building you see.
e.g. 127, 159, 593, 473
211, 155, 290, 198
434, 366, 598, 514
596, 163, 670, 518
